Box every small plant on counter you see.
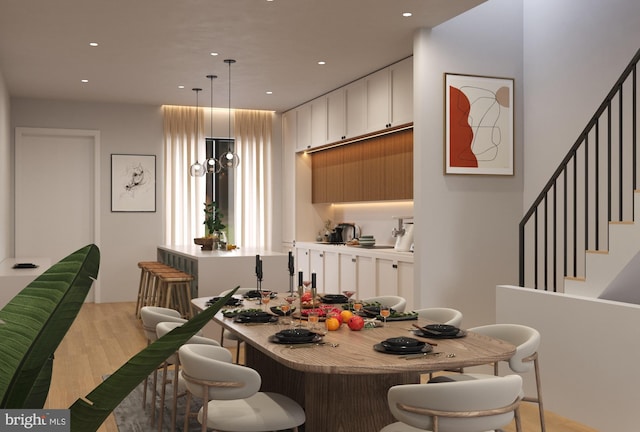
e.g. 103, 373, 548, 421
204, 201, 226, 237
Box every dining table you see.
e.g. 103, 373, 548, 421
192, 297, 516, 431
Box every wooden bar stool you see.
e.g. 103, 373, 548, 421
136, 261, 173, 318
155, 271, 194, 319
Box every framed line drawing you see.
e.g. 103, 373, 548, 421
111, 154, 156, 212
445, 73, 514, 175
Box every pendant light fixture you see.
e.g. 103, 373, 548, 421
189, 87, 206, 177
219, 58, 240, 168
204, 74, 221, 174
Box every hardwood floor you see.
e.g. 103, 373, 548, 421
44, 302, 597, 432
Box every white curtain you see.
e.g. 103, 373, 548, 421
163, 105, 205, 245
234, 109, 273, 250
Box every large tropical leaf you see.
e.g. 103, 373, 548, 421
69, 288, 238, 432
0, 244, 100, 408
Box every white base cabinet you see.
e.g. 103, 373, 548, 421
294, 242, 414, 307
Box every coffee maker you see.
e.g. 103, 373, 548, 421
392, 216, 414, 252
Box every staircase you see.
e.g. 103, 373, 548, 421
519, 48, 640, 294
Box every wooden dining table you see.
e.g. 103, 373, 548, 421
193, 297, 516, 431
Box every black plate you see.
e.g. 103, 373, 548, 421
269, 334, 323, 345
207, 296, 243, 307
234, 311, 279, 323
384, 336, 422, 347
276, 329, 314, 339
381, 341, 426, 353
373, 343, 433, 355
412, 329, 467, 339
270, 306, 296, 316
244, 290, 277, 299
320, 294, 349, 304
424, 324, 459, 335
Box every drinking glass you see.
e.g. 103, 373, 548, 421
380, 305, 390, 327
261, 291, 271, 311
353, 300, 363, 315
307, 311, 320, 330
342, 290, 355, 310
279, 302, 291, 325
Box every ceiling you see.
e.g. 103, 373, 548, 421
0, 0, 485, 113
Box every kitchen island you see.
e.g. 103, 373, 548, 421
157, 245, 290, 298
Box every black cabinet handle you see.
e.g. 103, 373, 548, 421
392, 264, 398, 269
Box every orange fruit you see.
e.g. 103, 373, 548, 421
325, 317, 340, 331
340, 310, 354, 324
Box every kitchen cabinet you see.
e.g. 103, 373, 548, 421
295, 246, 310, 278
311, 128, 413, 203
310, 97, 328, 148
366, 57, 413, 132
295, 104, 312, 152
327, 88, 346, 142
294, 242, 413, 305
282, 111, 297, 243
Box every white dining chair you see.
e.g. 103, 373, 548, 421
140, 306, 187, 426
380, 374, 523, 432
179, 343, 306, 432
414, 308, 463, 327
364, 295, 407, 312
154, 321, 220, 432
448, 324, 545, 432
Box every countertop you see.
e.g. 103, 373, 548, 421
295, 241, 414, 262
158, 244, 287, 259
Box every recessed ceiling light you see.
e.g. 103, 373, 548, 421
402, 12, 412, 17
89, 42, 99, 47
210, 52, 219, 56
178, 85, 185, 89
318, 61, 326, 65
266, 91, 273, 95
81, 79, 89, 83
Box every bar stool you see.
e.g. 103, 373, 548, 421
156, 270, 195, 319
136, 261, 173, 318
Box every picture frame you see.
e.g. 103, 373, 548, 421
111, 154, 156, 212
444, 73, 514, 175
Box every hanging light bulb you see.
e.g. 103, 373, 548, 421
189, 87, 206, 177
204, 74, 222, 174
219, 58, 240, 168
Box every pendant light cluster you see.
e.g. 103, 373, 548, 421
189, 58, 239, 177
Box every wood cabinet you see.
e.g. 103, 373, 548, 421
312, 128, 413, 203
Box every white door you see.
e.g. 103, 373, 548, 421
15, 127, 100, 301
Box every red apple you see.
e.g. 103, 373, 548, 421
348, 315, 365, 331
301, 291, 312, 302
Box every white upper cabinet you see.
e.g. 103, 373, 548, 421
366, 57, 413, 131
327, 88, 346, 142
295, 104, 312, 152
285, 57, 413, 153
389, 57, 413, 127
310, 97, 328, 148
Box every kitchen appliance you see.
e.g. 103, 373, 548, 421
335, 223, 360, 243
392, 217, 414, 252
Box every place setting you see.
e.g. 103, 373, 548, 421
373, 336, 433, 355
411, 323, 467, 339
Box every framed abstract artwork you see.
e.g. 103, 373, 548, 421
110, 154, 156, 212
444, 73, 514, 175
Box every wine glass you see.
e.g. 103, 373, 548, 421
285, 294, 297, 324
379, 305, 390, 327
342, 290, 355, 310
261, 291, 271, 311
307, 310, 320, 330
353, 300, 363, 315
279, 302, 291, 325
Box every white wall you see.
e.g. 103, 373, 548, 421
0, 69, 10, 262
413, 0, 524, 326
522, 0, 640, 207
497, 285, 640, 431
11, 98, 164, 303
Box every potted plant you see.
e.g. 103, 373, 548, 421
195, 201, 226, 250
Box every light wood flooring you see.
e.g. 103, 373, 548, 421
44, 302, 597, 432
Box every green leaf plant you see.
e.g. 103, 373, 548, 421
0, 243, 238, 432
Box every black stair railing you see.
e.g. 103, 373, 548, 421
519, 48, 640, 291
